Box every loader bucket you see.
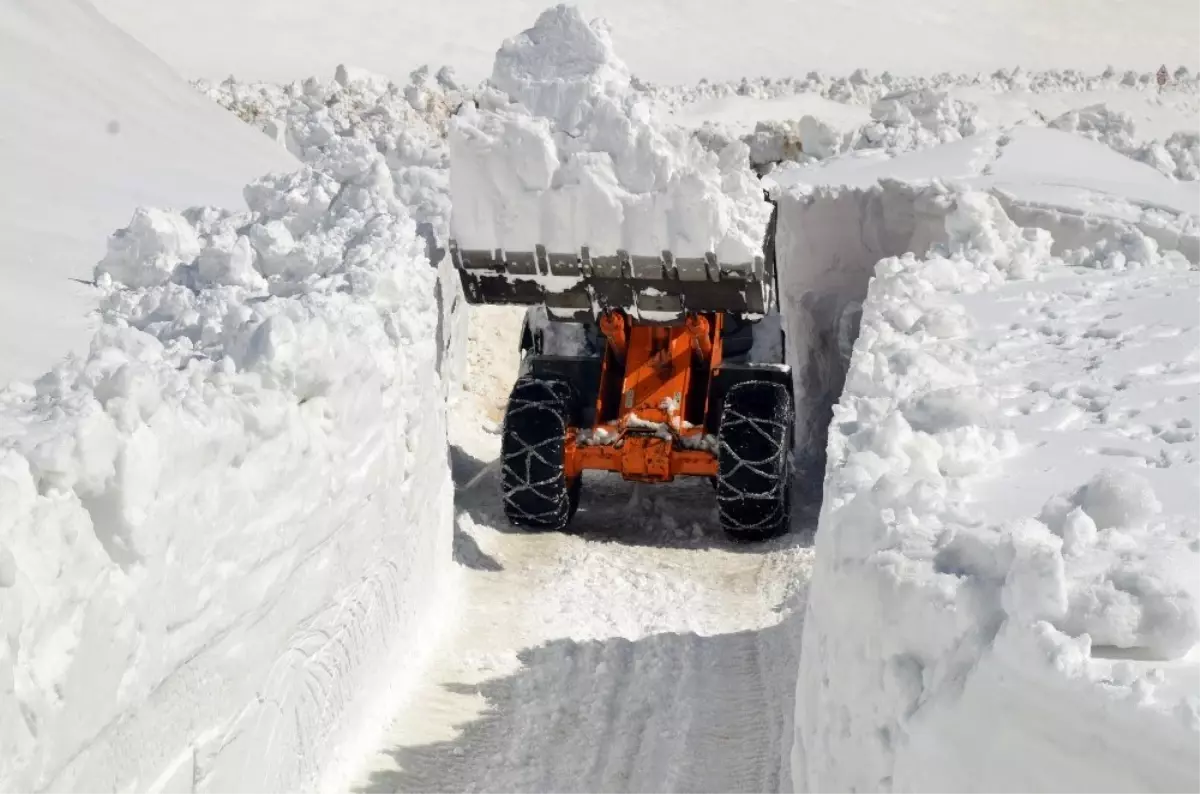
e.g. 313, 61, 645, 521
449, 241, 773, 323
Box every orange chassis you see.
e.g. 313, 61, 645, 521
564, 309, 724, 484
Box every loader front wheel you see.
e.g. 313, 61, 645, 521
715, 380, 794, 542
500, 377, 581, 532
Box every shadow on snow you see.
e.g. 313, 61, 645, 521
355, 614, 804, 794
449, 444, 817, 555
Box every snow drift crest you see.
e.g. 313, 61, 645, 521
449, 4, 772, 261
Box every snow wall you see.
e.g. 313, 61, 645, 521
780, 179, 1199, 791
0, 140, 457, 793
776, 179, 954, 485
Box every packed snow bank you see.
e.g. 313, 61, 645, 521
448, 5, 772, 261
0, 0, 296, 386
791, 188, 1199, 792
0, 139, 455, 792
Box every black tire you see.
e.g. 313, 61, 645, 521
715, 379, 794, 541
500, 377, 581, 531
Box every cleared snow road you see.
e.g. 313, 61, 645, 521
349, 308, 814, 793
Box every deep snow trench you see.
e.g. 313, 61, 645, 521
347, 306, 814, 793
6, 3, 1197, 790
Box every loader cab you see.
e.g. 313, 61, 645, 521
518, 308, 765, 371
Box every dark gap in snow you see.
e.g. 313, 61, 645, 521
776, 181, 956, 491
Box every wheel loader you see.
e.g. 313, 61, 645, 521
449, 201, 794, 541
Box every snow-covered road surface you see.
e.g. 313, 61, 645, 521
348, 308, 813, 793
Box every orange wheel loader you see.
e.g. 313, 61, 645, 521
449, 203, 794, 541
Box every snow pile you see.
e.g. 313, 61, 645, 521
732, 115, 862, 171
448, 5, 772, 261
1049, 104, 1200, 180
199, 56, 1194, 222
0, 141, 455, 792
679, 76, 1196, 179
1049, 103, 1138, 146
699, 89, 983, 174
738, 121, 812, 170
197, 66, 466, 237
1011, 64, 1198, 92
854, 88, 984, 156
652, 69, 914, 107
792, 188, 1199, 792
1158, 132, 1200, 181
197, 65, 472, 387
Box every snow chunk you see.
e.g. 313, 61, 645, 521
1041, 469, 1163, 533
1074, 469, 1162, 530
858, 88, 983, 155
1063, 564, 1198, 659
1059, 507, 1098, 556
1050, 103, 1136, 143
1002, 520, 1068, 624
97, 208, 202, 288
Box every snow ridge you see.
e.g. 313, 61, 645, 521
644, 65, 1200, 108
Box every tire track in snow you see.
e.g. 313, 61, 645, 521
354, 617, 803, 792
349, 307, 814, 793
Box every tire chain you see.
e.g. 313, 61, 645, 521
500, 377, 574, 527
716, 379, 794, 535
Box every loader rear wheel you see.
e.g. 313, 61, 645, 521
500, 377, 581, 532
716, 380, 794, 542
